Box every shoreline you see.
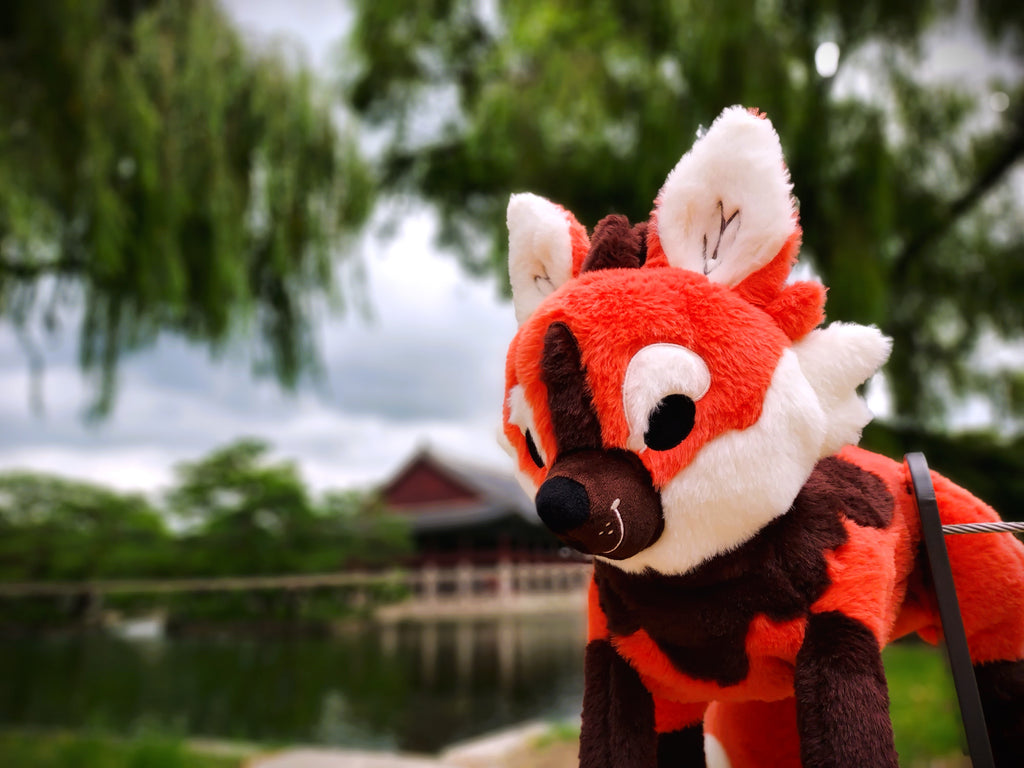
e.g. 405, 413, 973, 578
244, 722, 578, 768
0, 720, 581, 768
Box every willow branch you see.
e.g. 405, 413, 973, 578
893, 108, 1024, 281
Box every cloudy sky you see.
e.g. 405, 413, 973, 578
0, 0, 519, 496
0, 2, 1017, 498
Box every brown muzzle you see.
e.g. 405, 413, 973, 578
535, 448, 663, 560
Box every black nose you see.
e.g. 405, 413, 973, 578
536, 476, 590, 533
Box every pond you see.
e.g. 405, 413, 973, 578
0, 614, 586, 754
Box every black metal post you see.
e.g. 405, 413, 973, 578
905, 452, 995, 768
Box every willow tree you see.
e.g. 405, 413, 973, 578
344, 0, 1024, 431
0, 0, 374, 414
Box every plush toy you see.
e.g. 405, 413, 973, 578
498, 106, 1024, 768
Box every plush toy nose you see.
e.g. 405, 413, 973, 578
536, 476, 591, 533
533, 448, 664, 560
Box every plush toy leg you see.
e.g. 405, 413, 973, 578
579, 638, 657, 767
974, 660, 1024, 766
703, 698, 801, 768
794, 611, 898, 767
655, 724, 705, 767
653, 698, 708, 767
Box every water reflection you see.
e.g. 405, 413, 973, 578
0, 614, 586, 753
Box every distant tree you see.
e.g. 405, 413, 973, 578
344, 0, 1024, 434
0, 0, 374, 415
168, 438, 319, 575
167, 439, 410, 575
0, 472, 170, 580
321, 489, 413, 567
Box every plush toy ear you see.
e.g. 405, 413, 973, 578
650, 106, 798, 287
508, 193, 590, 325
793, 323, 893, 455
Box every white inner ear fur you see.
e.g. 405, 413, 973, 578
655, 106, 796, 286
792, 322, 892, 456
507, 193, 577, 325
606, 349, 826, 576
622, 344, 712, 453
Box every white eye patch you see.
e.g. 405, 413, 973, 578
507, 384, 548, 466
622, 344, 712, 453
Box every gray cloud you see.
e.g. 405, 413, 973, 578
0, 212, 519, 493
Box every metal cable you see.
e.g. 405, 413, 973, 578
941, 521, 1024, 535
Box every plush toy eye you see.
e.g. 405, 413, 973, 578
623, 343, 711, 453
524, 429, 545, 468
644, 394, 697, 451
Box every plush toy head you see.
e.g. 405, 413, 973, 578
500, 106, 891, 576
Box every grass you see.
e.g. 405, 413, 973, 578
884, 640, 967, 766
532, 719, 582, 749
0, 729, 247, 768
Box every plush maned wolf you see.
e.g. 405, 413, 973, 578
499, 106, 1024, 767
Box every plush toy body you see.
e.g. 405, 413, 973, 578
499, 107, 1024, 767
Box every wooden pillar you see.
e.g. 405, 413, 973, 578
497, 558, 513, 604
456, 561, 474, 602
422, 563, 439, 603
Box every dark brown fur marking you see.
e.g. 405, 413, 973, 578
541, 322, 602, 454
581, 216, 647, 273
811, 455, 894, 529
594, 456, 896, 686
794, 611, 897, 767
974, 659, 1024, 766
657, 724, 706, 767
580, 638, 657, 768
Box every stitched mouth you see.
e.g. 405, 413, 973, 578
600, 500, 626, 554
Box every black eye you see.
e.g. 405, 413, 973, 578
525, 429, 545, 468
644, 394, 696, 451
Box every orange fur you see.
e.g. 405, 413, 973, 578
705, 699, 802, 768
